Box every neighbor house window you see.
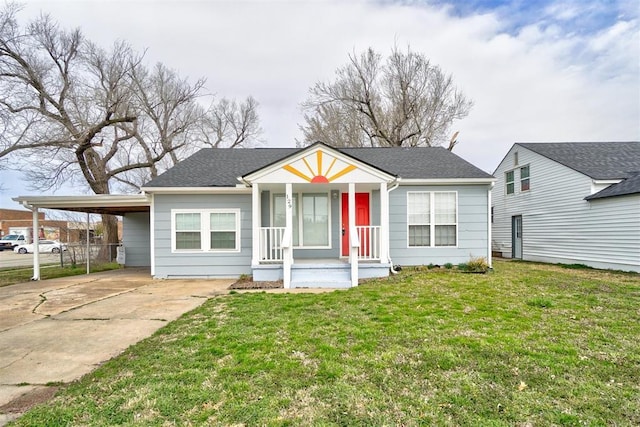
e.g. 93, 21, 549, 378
172, 209, 240, 252
273, 192, 330, 247
506, 170, 515, 194
520, 165, 530, 191
407, 191, 457, 247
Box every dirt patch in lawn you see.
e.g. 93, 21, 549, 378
228, 279, 283, 290
0, 386, 60, 418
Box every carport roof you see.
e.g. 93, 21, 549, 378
12, 194, 151, 216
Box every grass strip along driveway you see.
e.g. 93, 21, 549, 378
12, 260, 640, 426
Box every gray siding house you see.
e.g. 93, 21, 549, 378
14, 143, 494, 287
492, 142, 640, 272
138, 142, 494, 287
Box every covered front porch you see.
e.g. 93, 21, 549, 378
243, 143, 396, 288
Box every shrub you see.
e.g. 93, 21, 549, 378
444, 263, 453, 269
459, 257, 489, 273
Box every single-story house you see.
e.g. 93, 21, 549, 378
15, 142, 495, 287
492, 141, 640, 272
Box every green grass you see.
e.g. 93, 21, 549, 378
12, 260, 640, 426
0, 262, 121, 287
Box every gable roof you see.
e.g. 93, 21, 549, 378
516, 142, 640, 180
144, 146, 493, 188
241, 141, 396, 184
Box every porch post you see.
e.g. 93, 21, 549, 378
379, 181, 388, 264
283, 183, 293, 289
348, 183, 358, 287
32, 207, 40, 280
251, 182, 260, 266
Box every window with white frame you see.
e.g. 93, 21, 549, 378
408, 192, 430, 246
434, 192, 456, 246
273, 192, 330, 247
175, 212, 201, 250
506, 170, 515, 194
172, 209, 240, 252
520, 165, 530, 191
408, 191, 457, 247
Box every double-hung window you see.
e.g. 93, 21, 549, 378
273, 192, 330, 247
172, 209, 240, 252
520, 165, 530, 191
210, 212, 237, 250
408, 191, 457, 247
434, 192, 457, 246
408, 192, 430, 246
506, 170, 515, 194
175, 213, 201, 250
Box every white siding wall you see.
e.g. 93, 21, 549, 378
389, 184, 490, 266
492, 145, 640, 272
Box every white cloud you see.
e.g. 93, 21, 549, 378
1, 0, 637, 208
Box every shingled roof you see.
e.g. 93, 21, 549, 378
144, 146, 493, 188
515, 142, 640, 201
517, 142, 640, 180
585, 172, 640, 200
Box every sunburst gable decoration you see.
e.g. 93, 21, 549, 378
283, 150, 357, 183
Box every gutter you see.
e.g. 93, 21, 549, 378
387, 178, 400, 274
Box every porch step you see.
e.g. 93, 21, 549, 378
291, 263, 351, 288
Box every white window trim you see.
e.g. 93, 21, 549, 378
271, 192, 332, 249
520, 164, 530, 192
406, 191, 458, 248
505, 170, 515, 195
171, 208, 241, 253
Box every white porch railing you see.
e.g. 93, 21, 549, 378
355, 225, 381, 261
259, 227, 285, 262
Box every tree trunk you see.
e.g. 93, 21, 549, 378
100, 214, 119, 262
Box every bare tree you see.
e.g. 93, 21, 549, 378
0, 4, 262, 245
299, 46, 472, 149
200, 96, 262, 149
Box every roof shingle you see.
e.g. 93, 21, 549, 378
144, 146, 493, 188
517, 142, 640, 180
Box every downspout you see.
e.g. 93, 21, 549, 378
387, 178, 400, 274
488, 181, 495, 269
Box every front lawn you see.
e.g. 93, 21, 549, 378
0, 263, 121, 288
12, 260, 640, 426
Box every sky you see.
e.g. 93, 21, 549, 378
1, 0, 638, 212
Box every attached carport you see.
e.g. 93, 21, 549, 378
11, 194, 151, 280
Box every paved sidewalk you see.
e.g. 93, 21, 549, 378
0, 269, 234, 425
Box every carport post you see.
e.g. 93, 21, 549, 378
32, 207, 40, 280
86, 212, 90, 275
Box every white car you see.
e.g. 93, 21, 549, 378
13, 240, 67, 254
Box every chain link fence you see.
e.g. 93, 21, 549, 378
61, 243, 122, 269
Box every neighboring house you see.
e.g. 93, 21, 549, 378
14, 142, 495, 287
492, 142, 640, 273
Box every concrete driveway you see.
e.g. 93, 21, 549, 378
0, 268, 234, 424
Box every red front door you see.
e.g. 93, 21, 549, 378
341, 193, 370, 256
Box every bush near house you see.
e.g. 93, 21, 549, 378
12, 260, 640, 426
